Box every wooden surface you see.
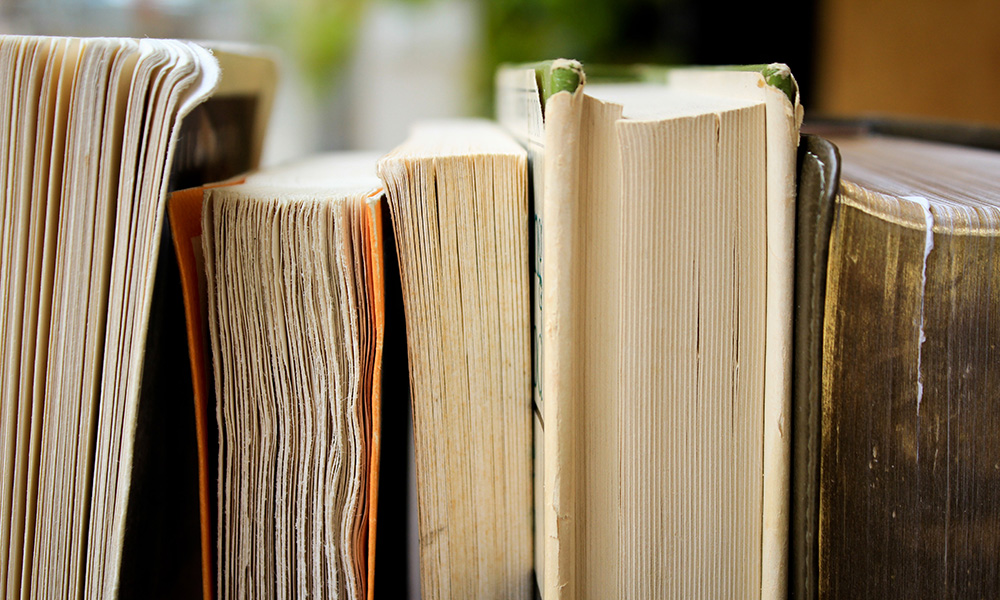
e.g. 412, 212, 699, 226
816, 0, 1000, 124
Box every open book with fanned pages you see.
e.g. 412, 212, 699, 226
0, 35, 275, 599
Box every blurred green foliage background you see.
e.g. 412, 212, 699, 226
259, 0, 815, 110
0, 0, 816, 152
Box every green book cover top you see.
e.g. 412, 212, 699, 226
503, 59, 798, 107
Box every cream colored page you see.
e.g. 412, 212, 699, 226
208, 191, 287, 599
378, 122, 531, 600
427, 156, 477, 597
666, 68, 801, 599
759, 80, 800, 600
497, 151, 533, 600
326, 198, 354, 599
68, 41, 168, 600
333, 196, 363, 600
28, 37, 82, 600
207, 190, 270, 599
35, 38, 123, 599
0, 36, 30, 595
272, 196, 298, 600
76, 41, 140, 596
576, 93, 623, 600
615, 105, 767, 598
461, 156, 496, 590
199, 187, 227, 599
0, 36, 31, 598
82, 45, 179, 595
495, 66, 547, 593
203, 158, 382, 599
89, 39, 215, 600
212, 155, 383, 600
474, 152, 531, 599
571, 91, 769, 599
6, 37, 57, 600
94, 40, 220, 597
541, 77, 778, 598
378, 157, 452, 597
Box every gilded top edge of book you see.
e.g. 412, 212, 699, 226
838, 180, 1000, 237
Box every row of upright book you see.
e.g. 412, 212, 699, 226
0, 34, 997, 600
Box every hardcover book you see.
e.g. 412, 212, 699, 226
496, 60, 802, 599
814, 129, 1000, 599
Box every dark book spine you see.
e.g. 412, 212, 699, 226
790, 134, 840, 600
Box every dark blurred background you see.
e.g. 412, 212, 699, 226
4, 0, 998, 162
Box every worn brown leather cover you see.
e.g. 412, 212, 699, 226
816, 131, 1000, 599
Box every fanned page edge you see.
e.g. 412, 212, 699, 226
198, 170, 384, 599
101, 40, 221, 599
378, 122, 533, 599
